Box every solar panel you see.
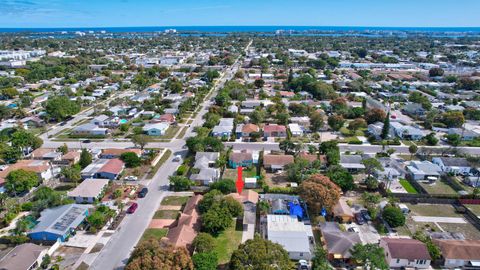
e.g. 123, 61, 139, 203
51, 206, 85, 232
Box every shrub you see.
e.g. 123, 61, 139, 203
120, 152, 142, 168
176, 165, 187, 175
192, 233, 216, 253
382, 206, 406, 227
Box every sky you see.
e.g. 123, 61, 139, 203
0, 0, 479, 28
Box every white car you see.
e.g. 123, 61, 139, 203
298, 260, 309, 270
173, 155, 182, 162
125, 176, 138, 181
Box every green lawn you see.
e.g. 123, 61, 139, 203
399, 179, 418, 194
147, 149, 171, 179
419, 180, 458, 195
405, 203, 460, 217
161, 196, 190, 206
140, 228, 168, 243
466, 204, 480, 216
157, 126, 181, 140
176, 126, 189, 139
223, 167, 257, 181
153, 210, 179, 219
212, 220, 242, 265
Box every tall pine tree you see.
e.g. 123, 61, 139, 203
381, 111, 390, 139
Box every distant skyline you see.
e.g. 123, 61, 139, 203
0, 0, 479, 28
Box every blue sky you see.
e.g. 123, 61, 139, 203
0, 0, 479, 28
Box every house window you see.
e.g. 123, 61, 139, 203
396, 259, 400, 264
299, 253, 303, 257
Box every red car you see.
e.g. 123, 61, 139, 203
127, 202, 138, 214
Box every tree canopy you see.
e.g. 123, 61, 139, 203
230, 237, 293, 270
299, 174, 341, 213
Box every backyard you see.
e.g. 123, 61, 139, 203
419, 179, 458, 195
213, 220, 242, 266
399, 179, 418, 194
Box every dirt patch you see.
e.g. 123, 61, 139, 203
158, 205, 182, 211
149, 219, 176, 229
89, 243, 104, 254
265, 173, 289, 187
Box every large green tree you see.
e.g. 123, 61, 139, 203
350, 243, 388, 270
45, 95, 80, 122
230, 237, 293, 270
5, 169, 39, 195
126, 239, 193, 270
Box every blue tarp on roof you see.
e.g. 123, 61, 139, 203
288, 202, 303, 219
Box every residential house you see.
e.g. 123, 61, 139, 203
380, 238, 431, 269
58, 151, 81, 166
157, 113, 176, 123
368, 122, 386, 140
228, 190, 259, 242
266, 214, 313, 260
402, 103, 427, 117
190, 152, 220, 185
236, 123, 260, 140
297, 152, 327, 168
0, 160, 54, 187
288, 123, 303, 137
166, 195, 203, 250
263, 154, 294, 172
81, 159, 125, 180
28, 204, 90, 242
0, 243, 48, 270
212, 118, 234, 138
72, 123, 108, 136
447, 128, 480, 141
432, 157, 472, 175
143, 122, 169, 136
67, 179, 109, 203
332, 199, 354, 223
90, 115, 110, 127
20, 116, 45, 128
229, 152, 254, 169
433, 239, 480, 268
320, 222, 361, 262
390, 122, 424, 140
30, 148, 62, 161
406, 161, 442, 181
339, 155, 365, 173
263, 124, 287, 139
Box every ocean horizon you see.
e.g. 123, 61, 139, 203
1, 25, 480, 33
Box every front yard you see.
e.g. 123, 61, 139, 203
140, 228, 169, 243
161, 196, 190, 206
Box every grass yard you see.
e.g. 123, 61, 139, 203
140, 228, 168, 243
176, 126, 189, 139
399, 179, 418, 194
153, 210, 180, 219
437, 222, 480, 240
213, 220, 242, 265
419, 180, 458, 195
161, 196, 190, 206
147, 149, 171, 179
406, 203, 460, 217
466, 204, 480, 216
159, 126, 181, 139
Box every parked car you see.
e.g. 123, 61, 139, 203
125, 175, 138, 181
173, 155, 182, 162
82, 139, 91, 143
355, 212, 365, 225
138, 187, 148, 198
360, 210, 371, 221
298, 260, 309, 270
127, 203, 138, 214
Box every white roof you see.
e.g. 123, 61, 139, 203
267, 215, 311, 253
67, 179, 109, 198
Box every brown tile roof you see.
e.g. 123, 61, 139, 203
333, 199, 354, 218
229, 152, 253, 163
298, 152, 327, 163
433, 239, 480, 260
101, 148, 142, 157
0, 160, 49, 185
242, 123, 259, 133
30, 148, 56, 159
62, 151, 80, 161
382, 238, 431, 260
159, 113, 175, 122
263, 154, 294, 166
98, 159, 124, 175
279, 91, 295, 97
263, 124, 286, 133
228, 190, 259, 204
166, 195, 203, 249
